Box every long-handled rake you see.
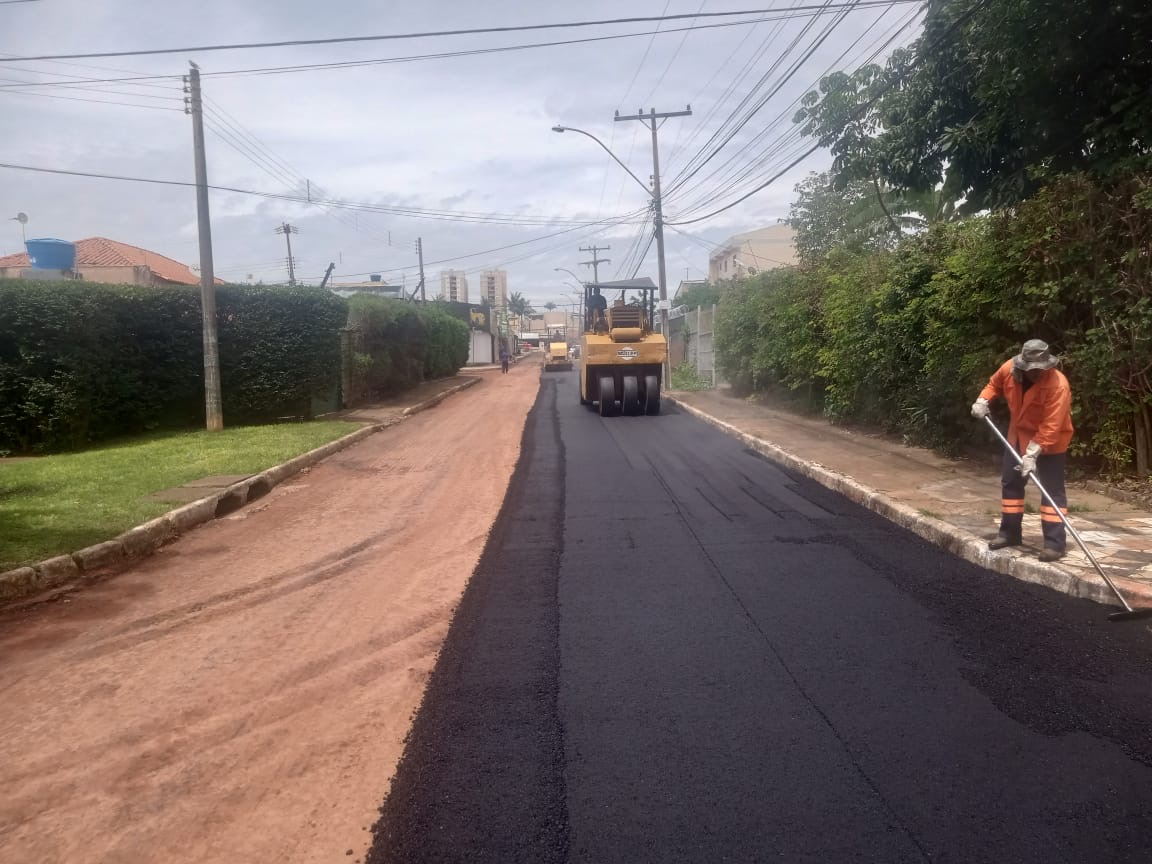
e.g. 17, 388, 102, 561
984, 416, 1152, 622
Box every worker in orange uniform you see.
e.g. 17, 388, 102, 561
971, 339, 1074, 561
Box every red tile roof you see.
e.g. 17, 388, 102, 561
0, 237, 210, 285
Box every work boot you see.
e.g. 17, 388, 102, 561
988, 533, 1022, 550
1038, 547, 1066, 563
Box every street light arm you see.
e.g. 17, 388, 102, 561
554, 266, 584, 285
552, 125, 650, 195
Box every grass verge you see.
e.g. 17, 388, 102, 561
0, 420, 362, 571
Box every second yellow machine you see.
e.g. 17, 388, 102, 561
577, 278, 668, 416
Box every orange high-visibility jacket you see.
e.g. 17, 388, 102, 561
980, 360, 1074, 454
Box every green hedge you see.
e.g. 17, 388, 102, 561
344, 296, 469, 403
0, 281, 346, 453
716, 172, 1152, 473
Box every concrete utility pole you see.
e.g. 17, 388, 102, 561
579, 244, 611, 283
614, 105, 692, 383
319, 262, 335, 290
275, 223, 299, 286
416, 237, 426, 302
184, 62, 222, 432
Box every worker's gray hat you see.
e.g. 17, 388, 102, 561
1013, 339, 1060, 371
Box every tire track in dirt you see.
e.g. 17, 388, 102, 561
0, 364, 540, 864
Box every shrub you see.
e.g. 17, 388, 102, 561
714, 171, 1152, 472
344, 296, 469, 403
0, 280, 347, 452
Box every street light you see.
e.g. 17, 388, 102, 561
553, 117, 684, 384
551, 126, 649, 194
554, 266, 584, 285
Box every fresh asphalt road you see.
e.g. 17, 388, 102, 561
368, 371, 1152, 864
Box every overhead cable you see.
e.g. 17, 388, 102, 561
0, 3, 925, 63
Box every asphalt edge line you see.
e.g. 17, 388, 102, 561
666, 395, 1120, 608
0, 376, 483, 608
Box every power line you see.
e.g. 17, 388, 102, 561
668, 0, 993, 225
663, 2, 834, 189
665, 2, 921, 214
307, 211, 642, 282
0, 3, 925, 63
664, 7, 791, 168
0, 17, 834, 88
667, 3, 924, 219
0, 160, 647, 227
0, 87, 182, 111
665, 1, 849, 197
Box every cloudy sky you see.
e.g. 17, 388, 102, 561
0, 0, 922, 306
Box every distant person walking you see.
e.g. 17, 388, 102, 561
971, 339, 1074, 561
500, 343, 510, 374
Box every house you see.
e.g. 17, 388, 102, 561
707, 224, 797, 283
0, 237, 214, 286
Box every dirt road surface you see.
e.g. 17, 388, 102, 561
0, 363, 539, 864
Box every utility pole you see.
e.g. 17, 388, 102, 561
416, 237, 426, 302
275, 223, 299, 286
184, 62, 222, 432
579, 244, 611, 283
615, 106, 691, 384
318, 262, 335, 290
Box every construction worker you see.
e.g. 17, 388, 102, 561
587, 286, 608, 332
971, 339, 1074, 561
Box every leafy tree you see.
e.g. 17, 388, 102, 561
507, 291, 534, 331
675, 283, 722, 310
787, 172, 898, 262
543, 301, 557, 311
794, 0, 1152, 210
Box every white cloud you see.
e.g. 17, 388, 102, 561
0, 0, 919, 303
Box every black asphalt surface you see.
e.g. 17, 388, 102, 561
367, 372, 1152, 864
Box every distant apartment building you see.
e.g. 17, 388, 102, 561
708, 224, 797, 283
478, 269, 508, 307
439, 269, 469, 302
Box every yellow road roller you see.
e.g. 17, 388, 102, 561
543, 340, 572, 372
577, 278, 667, 416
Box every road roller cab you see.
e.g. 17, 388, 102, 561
577, 278, 667, 416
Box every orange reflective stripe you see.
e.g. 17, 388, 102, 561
1002, 507, 1025, 514
1003, 499, 1025, 505
1041, 513, 1065, 523
1040, 505, 1067, 514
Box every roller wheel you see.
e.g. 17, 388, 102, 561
621, 375, 641, 416
644, 374, 661, 415
598, 375, 617, 417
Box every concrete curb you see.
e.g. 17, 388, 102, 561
668, 395, 1122, 608
0, 376, 483, 607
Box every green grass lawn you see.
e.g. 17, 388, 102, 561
0, 420, 362, 571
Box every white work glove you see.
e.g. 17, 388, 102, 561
970, 398, 990, 420
1018, 441, 1042, 477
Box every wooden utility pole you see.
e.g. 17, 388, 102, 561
614, 105, 692, 385
185, 62, 222, 431
579, 244, 611, 283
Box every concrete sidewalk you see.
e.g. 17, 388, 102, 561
670, 389, 1152, 609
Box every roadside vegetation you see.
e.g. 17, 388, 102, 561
0, 420, 359, 571
716, 0, 1152, 477
671, 362, 713, 392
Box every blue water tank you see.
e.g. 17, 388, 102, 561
25, 238, 76, 270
